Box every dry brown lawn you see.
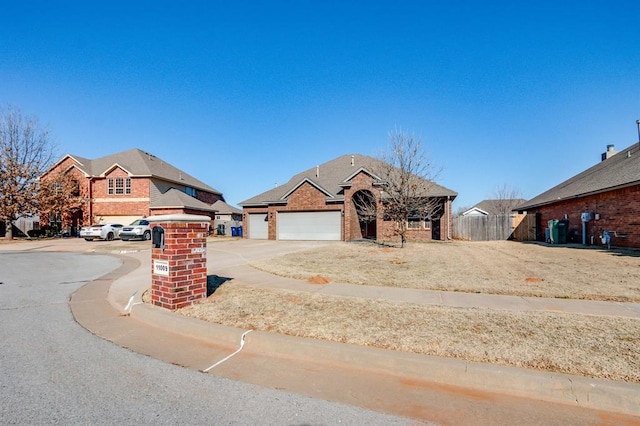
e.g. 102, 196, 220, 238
250, 240, 640, 302
176, 240, 640, 382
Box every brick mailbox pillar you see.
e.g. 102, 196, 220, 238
147, 214, 210, 310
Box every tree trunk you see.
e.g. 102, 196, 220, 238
5, 220, 13, 239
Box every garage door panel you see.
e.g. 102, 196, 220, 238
248, 214, 269, 239
278, 211, 341, 241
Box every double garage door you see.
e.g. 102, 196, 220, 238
248, 211, 341, 241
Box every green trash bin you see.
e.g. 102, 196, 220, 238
557, 220, 569, 244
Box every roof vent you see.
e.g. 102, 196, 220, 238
316, 165, 320, 178
351, 155, 355, 166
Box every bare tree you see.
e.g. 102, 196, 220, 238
369, 129, 443, 247
491, 184, 523, 215
0, 106, 56, 238
37, 171, 84, 235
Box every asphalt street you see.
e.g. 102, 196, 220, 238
0, 250, 418, 425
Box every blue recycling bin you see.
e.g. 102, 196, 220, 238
237, 226, 243, 237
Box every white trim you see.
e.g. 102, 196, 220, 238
461, 207, 489, 216
100, 163, 134, 177
341, 167, 382, 184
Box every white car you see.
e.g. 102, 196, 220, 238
120, 219, 152, 241
80, 223, 123, 241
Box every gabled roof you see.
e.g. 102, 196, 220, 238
150, 188, 217, 212
51, 149, 221, 195
211, 200, 242, 215
518, 143, 640, 210
240, 153, 457, 207
464, 199, 526, 216
461, 207, 490, 216
280, 177, 335, 200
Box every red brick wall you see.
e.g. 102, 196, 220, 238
527, 185, 640, 248
286, 182, 332, 210
90, 169, 151, 220
150, 220, 208, 310
343, 173, 378, 240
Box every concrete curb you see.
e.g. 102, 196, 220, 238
130, 301, 640, 417
245, 331, 640, 416
132, 303, 247, 347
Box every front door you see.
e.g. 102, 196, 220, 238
432, 219, 441, 240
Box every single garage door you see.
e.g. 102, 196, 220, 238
248, 213, 269, 239
278, 211, 341, 241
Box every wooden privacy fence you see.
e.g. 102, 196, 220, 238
453, 214, 534, 241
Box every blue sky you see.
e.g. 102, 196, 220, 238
2, 1, 639, 210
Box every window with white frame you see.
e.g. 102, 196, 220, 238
407, 218, 422, 229
186, 187, 197, 197
107, 177, 131, 195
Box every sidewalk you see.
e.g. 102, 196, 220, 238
94, 241, 640, 420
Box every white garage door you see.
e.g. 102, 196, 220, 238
248, 213, 269, 239
278, 211, 341, 241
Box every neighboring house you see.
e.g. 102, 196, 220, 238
516, 143, 640, 248
239, 154, 457, 242
39, 148, 223, 234
461, 199, 526, 216
0, 214, 39, 238
455, 199, 528, 241
211, 200, 243, 236
13, 214, 39, 237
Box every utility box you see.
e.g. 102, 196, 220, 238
147, 214, 209, 310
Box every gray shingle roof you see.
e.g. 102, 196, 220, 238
151, 188, 217, 212
66, 148, 221, 195
518, 142, 640, 210
211, 200, 242, 215
240, 154, 457, 206
468, 199, 527, 215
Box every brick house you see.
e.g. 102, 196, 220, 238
211, 200, 243, 236
39, 148, 222, 234
239, 154, 457, 242
516, 143, 640, 248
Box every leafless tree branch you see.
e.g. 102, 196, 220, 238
368, 129, 443, 247
0, 106, 57, 238
491, 184, 523, 215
